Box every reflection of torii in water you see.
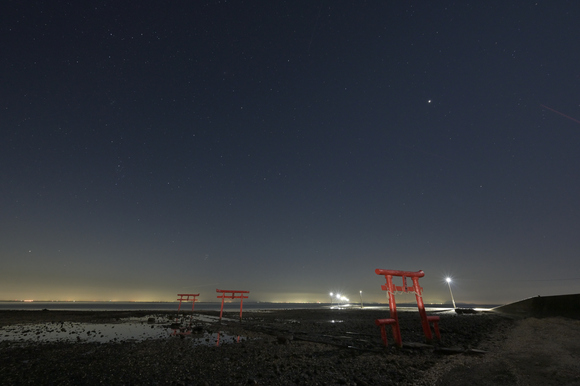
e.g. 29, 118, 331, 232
540, 104, 580, 125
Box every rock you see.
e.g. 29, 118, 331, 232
191, 325, 204, 333
277, 334, 293, 344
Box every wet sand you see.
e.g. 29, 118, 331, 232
1, 308, 578, 385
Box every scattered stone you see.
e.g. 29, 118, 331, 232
277, 334, 293, 344
0, 308, 516, 385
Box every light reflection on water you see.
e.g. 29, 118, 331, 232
0, 314, 244, 346
1, 320, 169, 343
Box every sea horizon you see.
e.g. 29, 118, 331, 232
0, 300, 501, 311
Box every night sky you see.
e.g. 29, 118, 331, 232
2, 1, 579, 305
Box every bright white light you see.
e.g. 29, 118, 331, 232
445, 277, 456, 309
330, 292, 333, 296
336, 294, 341, 299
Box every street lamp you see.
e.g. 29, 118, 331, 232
446, 277, 456, 309
359, 290, 363, 308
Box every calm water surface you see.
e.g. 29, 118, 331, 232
0, 301, 333, 312
0, 301, 494, 312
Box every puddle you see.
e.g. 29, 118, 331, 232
0, 314, 245, 346
1, 320, 170, 344
164, 314, 228, 324
215, 331, 243, 346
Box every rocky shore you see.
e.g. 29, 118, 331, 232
1, 308, 578, 385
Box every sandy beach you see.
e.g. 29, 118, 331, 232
1, 308, 579, 385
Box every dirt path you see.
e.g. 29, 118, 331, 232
436, 317, 580, 385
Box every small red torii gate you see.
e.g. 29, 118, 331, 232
374, 269, 441, 347
216, 289, 250, 321
176, 293, 200, 312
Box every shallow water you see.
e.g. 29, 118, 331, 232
0, 301, 335, 312
0, 314, 243, 346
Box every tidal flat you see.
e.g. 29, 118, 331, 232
1, 308, 578, 385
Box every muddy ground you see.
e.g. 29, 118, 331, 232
1, 308, 579, 385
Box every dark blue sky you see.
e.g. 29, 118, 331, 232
2, 1, 579, 304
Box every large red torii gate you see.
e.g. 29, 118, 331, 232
374, 269, 441, 347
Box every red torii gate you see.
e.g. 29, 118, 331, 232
177, 293, 200, 312
374, 269, 441, 347
216, 289, 250, 321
